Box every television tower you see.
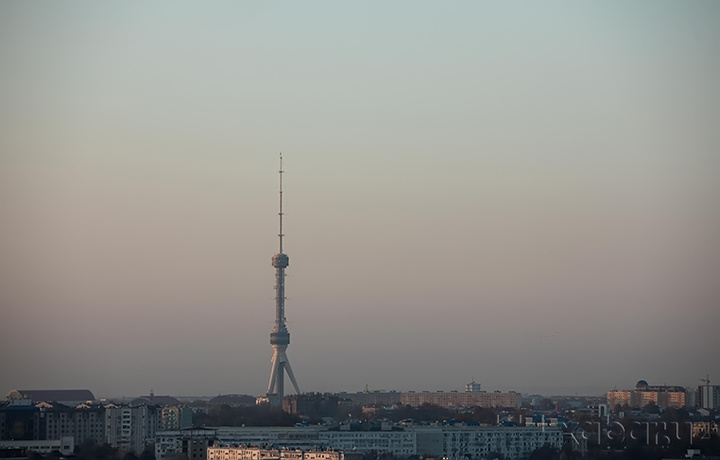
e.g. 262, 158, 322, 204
267, 153, 300, 399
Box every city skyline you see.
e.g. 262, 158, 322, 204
1, 2, 719, 399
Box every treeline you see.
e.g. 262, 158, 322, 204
357, 403, 497, 425
193, 404, 301, 426
74, 441, 155, 460
19, 441, 156, 460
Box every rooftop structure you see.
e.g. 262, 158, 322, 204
5, 389, 95, 405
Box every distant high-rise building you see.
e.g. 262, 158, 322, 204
105, 404, 161, 454
606, 390, 632, 409
401, 389, 521, 408
606, 380, 687, 409
161, 406, 193, 431
698, 375, 720, 409
465, 381, 482, 393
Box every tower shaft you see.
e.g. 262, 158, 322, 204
267, 154, 300, 400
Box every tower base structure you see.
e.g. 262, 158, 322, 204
267, 344, 300, 398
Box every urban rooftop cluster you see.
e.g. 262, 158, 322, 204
1, 378, 719, 460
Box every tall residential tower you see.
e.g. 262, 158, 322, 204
266, 154, 300, 399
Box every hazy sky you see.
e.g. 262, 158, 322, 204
1, 2, 719, 400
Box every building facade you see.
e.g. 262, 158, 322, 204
0, 436, 75, 456
606, 380, 688, 409
423, 426, 565, 460
606, 390, 631, 409
400, 390, 522, 408
698, 384, 720, 409
208, 425, 572, 460
105, 404, 162, 454
336, 386, 520, 410
0, 399, 105, 446
156, 428, 217, 460
161, 406, 194, 431
207, 447, 343, 460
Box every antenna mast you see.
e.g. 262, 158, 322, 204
278, 153, 284, 254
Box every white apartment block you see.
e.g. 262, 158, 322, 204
699, 384, 720, 409
161, 406, 194, 431
208, 425, 571, 460
35, 402, 106, 445
106, 404, 162, 454
214, 427, 323, 451
434, 426, 564, 460
318, 430, 416, 456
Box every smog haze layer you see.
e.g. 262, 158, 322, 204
1, 2, 718, 399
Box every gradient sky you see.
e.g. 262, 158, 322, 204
1, 2, 719, 400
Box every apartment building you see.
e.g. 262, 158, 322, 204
401, 390, 521, 408
156, 428, 217, 460
106, 404, 162, 454
207, 424, 575, 460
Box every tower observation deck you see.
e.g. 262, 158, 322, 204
266, 154, 300, 399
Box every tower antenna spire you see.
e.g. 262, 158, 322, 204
279, 153, 284, 254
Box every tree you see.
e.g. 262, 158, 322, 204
529, 444, 558, 460
537, 399, 554, 411
193, 404, 301, 426
139, 448, 156, 460
75, 438, 98, 459
471, 407, 496, 424
642, 401, 659, 414
94, 443, 118, 460
660, 407, 690, 423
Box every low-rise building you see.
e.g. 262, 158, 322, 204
0, 436, 75, 456
207, 447, 343, 460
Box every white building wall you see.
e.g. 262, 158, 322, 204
318, 431, 416, 456
106, 405, 160, 454
208, 425, 566, 459
207, 448, 342, 460
699, 385, 720, 409
0, 436, 75, 456
438, 427, 563, 460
